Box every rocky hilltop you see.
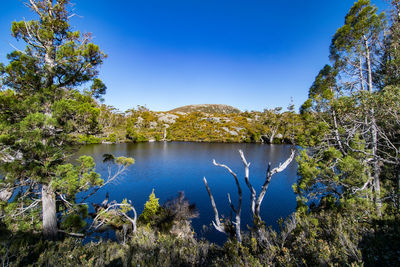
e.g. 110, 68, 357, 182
169, 104, 241, 114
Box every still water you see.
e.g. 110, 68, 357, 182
76, 142, 298, 243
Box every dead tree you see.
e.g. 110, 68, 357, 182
203, 157, 242, 242
203, 148, 295, 242
240, 149, 296, 225
91, 200, 137, 244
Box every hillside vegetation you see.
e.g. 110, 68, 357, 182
169, 104, 241, 114
79, 104, 301, 144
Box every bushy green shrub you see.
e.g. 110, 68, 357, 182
138, 189, 160, 226
76, 134, 102, 144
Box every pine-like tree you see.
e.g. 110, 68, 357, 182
0, 0, 133, 239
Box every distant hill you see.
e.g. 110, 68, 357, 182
169, 104, 241, 114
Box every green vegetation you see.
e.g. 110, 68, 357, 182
169, 104, 241, 114
90, 103, 303, 144
1, 0, 400, 266
0, 0, 134, 241
138, 189, 160, 225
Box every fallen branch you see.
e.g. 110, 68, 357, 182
58, 230, 85, 238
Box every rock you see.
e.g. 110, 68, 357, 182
169, 104, 241, 114
158, 113, 178, 124
222, 127, 238, 136
205, 117, 221, 123
0, 188, 13, 202
149, 121, 158, 128
136, 116, 144, 126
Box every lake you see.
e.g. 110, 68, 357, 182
76, 142, 298, 244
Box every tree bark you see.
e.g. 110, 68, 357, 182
269, 128, 277, 144
42, 184, 58, 240
364, 36, 382, 216
203, 177, 226, 234
359, 55, 365, 91
397, 168, 400, 211
212, 158, 242, 243
332, 109, 345, 155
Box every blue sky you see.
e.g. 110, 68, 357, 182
0, 0, 389, 112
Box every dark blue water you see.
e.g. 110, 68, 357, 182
76, 142, 298, 244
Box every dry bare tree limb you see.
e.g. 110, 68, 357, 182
81, 163, 129, 203
227, 193, 237, 213
280, 213, 297, 248
90, 202, 137, 236
2, 199, 41, 219
239, 150, 256, 215
213, 158, 242, 242
254, 149, 296, 222
204, 149, 296, 242
58, 230, 84, 238
121, 203, 137, 233
352, 178, 372, 194
203, 177, 226, 234
58, 193, 74, 208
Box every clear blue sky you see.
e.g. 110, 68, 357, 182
0, 0, 389, 112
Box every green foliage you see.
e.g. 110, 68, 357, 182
139, 189, 160, 225
76, 134, 102, 144
95, 103, 305, 144
53, 156, 103, 196
105, 132, 117, 143
93, 198, 135, 229
115, 156, 135, 167
60, 205, 88, 232
0, 0, 138, 240
126, 126, 148, 142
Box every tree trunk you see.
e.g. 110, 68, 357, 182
42, 184, 58, 240
332, 109, 345, 155
359, 55, 365, 91
269, 129, 276, 144
397, 169, 400, 211
364, 37, 382, 216
163, 127, 167, 141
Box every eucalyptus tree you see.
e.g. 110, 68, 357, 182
330, 0, 388, 214
0, 0, 133, 239
262, 107, 283, 144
